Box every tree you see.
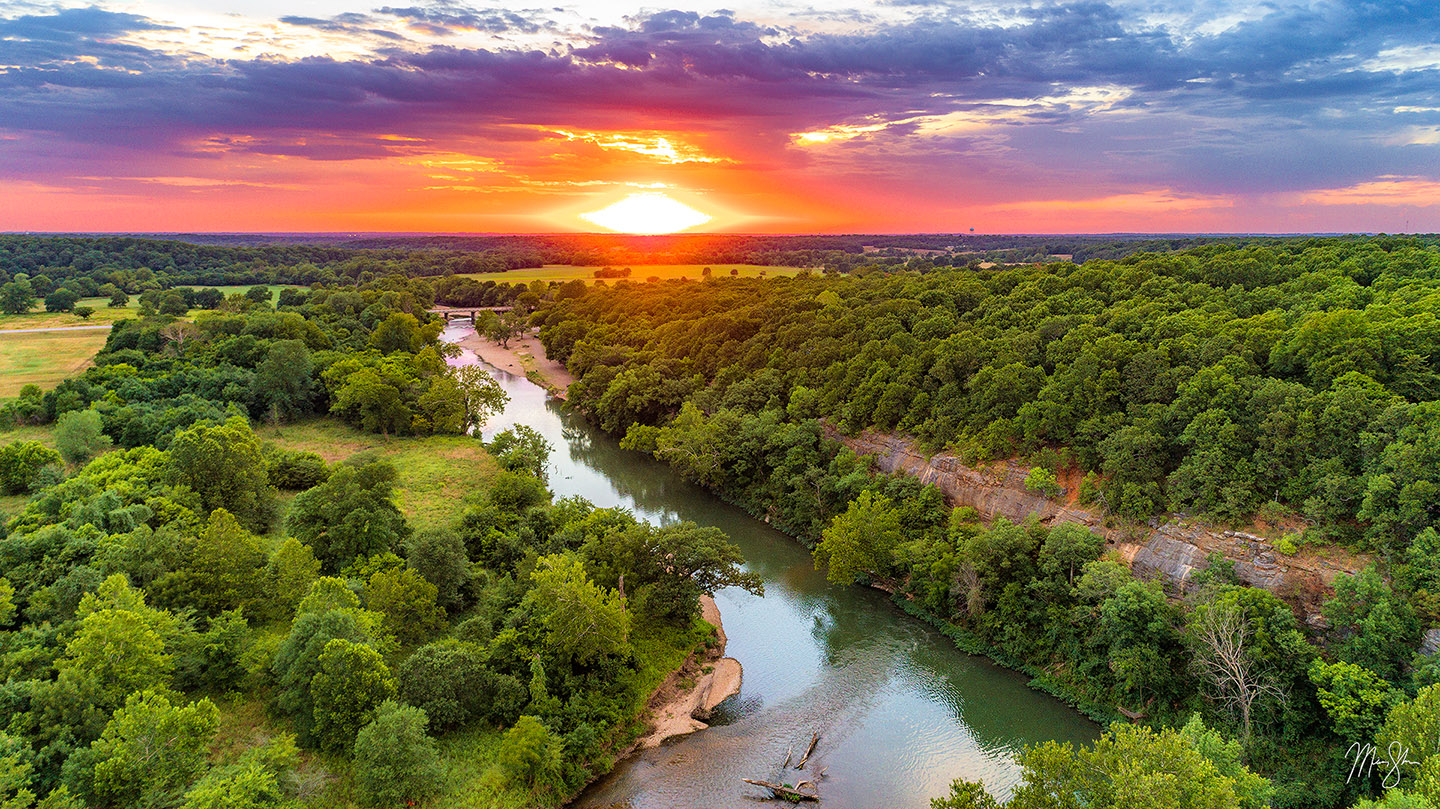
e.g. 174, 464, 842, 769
272, 603, 385, 744
0, 280, 36, 314
525, 554, 631, 666
353, 701, 444, 807
1187, 596, 1284, 743
1038, 523, 1105, 587
44, 289, 79, 313
0, 441, 62, 494
405, 528, 470, 611
108, 290, 129, 308
370, 312, 422, 354
73, 306, 94, 319
62, 605, 173, 709
64, 691, 218, 808
453, 365, 508, 433
54, 409, 111, 465
1377, 685, 1440, 803
814, 490, 903, 585
166, 417, 277, 532
489, 425, 552, 479
1308, 659, 1397, 743
582, 521, 762, 625
165, 508, 266, 617
1024, 467, 1061, 498
397, 642, 526, 732
482, 308, 527, 348
332, 368, 411, 436
935, 719, 1269, 809
1324, 566, 1422, 680
364, 563, 446, 646
264, 538, 322, 620
309, 638, 396, 752
253, 339, 314, 422
180, 736, 298, 809
286, 460, 410, 572
496, 715, 564, 792
159, 292, 188, 316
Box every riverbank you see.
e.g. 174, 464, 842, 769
635, 595, 742, 749
456, 327, 575, 399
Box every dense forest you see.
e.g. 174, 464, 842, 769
9, 233, 1428, 296
5, 234, 1440, 807
528, 237, 1440, 808
0, 274, 756, 807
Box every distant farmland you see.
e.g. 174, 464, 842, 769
457, 263, 808, 284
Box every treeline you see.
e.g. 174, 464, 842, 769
0, 275, 756, 807
0, 235, 544, 294
532, 237, 1440, 808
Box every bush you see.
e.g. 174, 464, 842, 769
265, 448, 329, 490
496, 715, 564, 792
1276, 534, 1300, 555
1024, 466, 1062, 498
353, 701, 444, 808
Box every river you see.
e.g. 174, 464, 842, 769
444, 322, 1099, 809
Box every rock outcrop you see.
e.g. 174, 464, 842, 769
831, 426, 1356, 619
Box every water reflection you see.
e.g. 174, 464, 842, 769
442, 323, 1098, 809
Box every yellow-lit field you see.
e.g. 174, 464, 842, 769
259, 418, 498, 531
0, 284, 304, 331
457, 263, 808, 284
0, 328, 111, 398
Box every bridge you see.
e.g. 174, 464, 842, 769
430, 306, 511, 321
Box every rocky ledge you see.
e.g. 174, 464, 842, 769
830, 426, 1361, 621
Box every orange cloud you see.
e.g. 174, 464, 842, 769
1286, 176, 1440, 207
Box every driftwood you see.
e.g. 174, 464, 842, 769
796, 732, 820, 769
743, 731, 824, 801
742, 779, 820, 802
1117, 705, 1147, 720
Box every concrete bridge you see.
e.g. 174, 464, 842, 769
430, 306, 511, 321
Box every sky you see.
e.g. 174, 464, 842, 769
0, 0, 1438, 234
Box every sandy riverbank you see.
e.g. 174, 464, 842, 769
456, 328, 576, 398
636, 594, 743, 749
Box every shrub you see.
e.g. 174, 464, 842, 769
1024, 466, 1062, 498
265, 448, 330, 490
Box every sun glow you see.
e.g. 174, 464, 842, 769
579, 192, 713, 234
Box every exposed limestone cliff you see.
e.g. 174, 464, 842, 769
829, 426, 1363, 621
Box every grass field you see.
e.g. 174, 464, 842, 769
458, 263, 807, 284
0, 284, 304, 331
0, 284, 309, 399
259, 418, 497, 531
0, 328, 112, 398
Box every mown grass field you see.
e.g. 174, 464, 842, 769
458, 263, 807, 284
0, 284, 304, 331
259, 417, 498, 531
0, 328, 112, 398
0, 284, 308, 399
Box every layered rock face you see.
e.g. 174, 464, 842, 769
830, 427, 1354, 620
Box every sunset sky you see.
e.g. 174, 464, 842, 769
1, 0, 1438, 234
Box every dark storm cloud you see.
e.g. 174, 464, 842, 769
0, 2, 1437, 196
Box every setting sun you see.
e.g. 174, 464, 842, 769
580, 192, 713, 234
